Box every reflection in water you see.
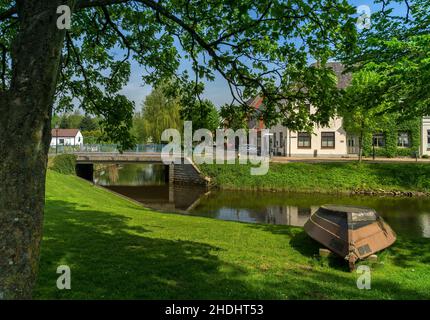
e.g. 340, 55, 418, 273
95, 163, 167, 186
94, 163, 207, 211
209, 206, 315, 226
190, 191, 430, 239
94, 163, 430, 239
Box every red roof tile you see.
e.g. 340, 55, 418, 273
51, 129, 80, 137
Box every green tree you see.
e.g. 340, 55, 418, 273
341, 71, 388, 162
0, 0, 356, 299
181, 99, 219, 133
343, 0, 430, 117
137, 85, 183, 143
81, 129, 103, 144
131, 112, 146, 144
59, 115, 69, 129
58, 111, 84, 129
51, 113, 61, 128
80, 115, 98, 131
220, 104, 249, 131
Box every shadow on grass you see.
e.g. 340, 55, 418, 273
245, 221, 430, 277
246, 224, 350, 272
34, 199, 430, 299
36, 200, 253, 299
388, 236, 430, 268
289, 230, 351, 272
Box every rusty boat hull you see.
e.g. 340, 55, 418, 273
304, 205, 396, 269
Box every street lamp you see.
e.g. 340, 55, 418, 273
55, 124, 59, 155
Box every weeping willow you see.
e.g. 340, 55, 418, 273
133, 85, 183, 144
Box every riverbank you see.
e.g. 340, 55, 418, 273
34, 170, 430, 299
199, 162, 430, 196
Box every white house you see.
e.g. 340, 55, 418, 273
50, 129, 84, 146
248, 62, 430, 158
270, 63, 351, 157
247, 62, 352, 157
268, 112, 430, 158
269, 110, 349, 157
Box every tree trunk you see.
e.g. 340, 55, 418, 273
0, 0, 72, 299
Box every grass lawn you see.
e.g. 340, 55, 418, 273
34, 171, 430, 299
199, 162, 430, 194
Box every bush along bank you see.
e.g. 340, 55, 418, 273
50, 154, 77, 175
199, 162, 430, 196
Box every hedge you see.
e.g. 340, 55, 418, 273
51, 154, 77, 175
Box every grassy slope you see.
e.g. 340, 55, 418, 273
34, 171, 430, 299
199, 162, 430, 193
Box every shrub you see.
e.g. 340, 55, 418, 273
422, 154, 429, 159
51, 154, 77, 175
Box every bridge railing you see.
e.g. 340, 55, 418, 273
49, 144, 166, 154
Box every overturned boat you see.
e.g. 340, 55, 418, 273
304, 205, 396, 270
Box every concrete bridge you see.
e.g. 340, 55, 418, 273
73, 152, 210, 186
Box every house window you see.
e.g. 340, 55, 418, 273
427, 130, 430, 150
397, 131, 410, 148
321, 132, 335, 149
273, 132, 277, 147
279, 132, 284, 147
372, 133, 385, 147
298, 132, 311, 148
59, 139, 65, 145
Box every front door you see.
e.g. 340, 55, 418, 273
347, 135, 359, 154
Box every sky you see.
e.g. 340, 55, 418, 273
119, 0, 407, 111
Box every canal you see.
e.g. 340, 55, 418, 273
94, 163, 430, 239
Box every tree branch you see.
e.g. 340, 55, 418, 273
66, 32, 100, 109
2, 0, 340, 111
208, 1, 274, 48
0, 7, 17, 21
100, 6, 132, 82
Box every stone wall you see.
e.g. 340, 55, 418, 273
170, 160, 210, 186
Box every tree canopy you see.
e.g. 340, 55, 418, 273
340, 70, 388, 160
133, 84, 183, 143
342, 0, 430, 118
180, 99, 219, 133
0, 0, 357, 146
0, 0, 358, 300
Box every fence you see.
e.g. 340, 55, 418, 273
49, 144, 165, 154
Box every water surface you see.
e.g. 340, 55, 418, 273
94, 163, 430, 239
